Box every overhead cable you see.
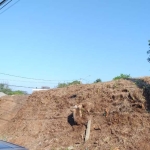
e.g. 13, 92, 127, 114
0, 78, 58, 84
0, 72, 73, 81
0, 0, 7, 6
0, 0, 20, 14
2, 83, 35, 89
0, 0, 12, 10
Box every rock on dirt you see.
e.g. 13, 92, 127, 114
0, 77, 150, 150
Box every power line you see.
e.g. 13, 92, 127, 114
0, 72, 93, 83
0, 72, 74, 82
0, 0, 20, 15
0, 78, 59, 84
0, 0, 8, 6
0, 0, 12, 10
1, 83, 35, 89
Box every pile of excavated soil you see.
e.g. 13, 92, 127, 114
1, 77, 150, 150
0, 95, 28, 130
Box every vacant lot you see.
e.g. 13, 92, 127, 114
0, 77, 150, 150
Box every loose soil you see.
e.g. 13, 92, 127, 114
0, 77, 150, 150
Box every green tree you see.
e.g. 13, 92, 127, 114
57, 83, 68, 88
68, 80, 81, 85
113, 74, 131, 80
0, 84, 27, 95
0, 84, 12, 95
94, 78, 102, 83
57, 80, 81, 88
10, 90, 27, 95
147, 40, 150, 62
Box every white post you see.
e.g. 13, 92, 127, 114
85, 119, 91, 142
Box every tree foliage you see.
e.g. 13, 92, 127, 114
147, 40, 150, 63
94, 78, 102, 83
0, 84, 27, 95
57, 80, 81, 88
113, 74, 131, 80
57, 83, 68, 88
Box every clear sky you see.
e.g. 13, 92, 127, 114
0, 0, 150, 93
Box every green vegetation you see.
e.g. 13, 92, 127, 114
0, 84, 27, 95
57, 80, 81, 88
94, 78, 102, 83
147, 40, 150, 63
113, 74, 131, 80
57, 83, 68, 88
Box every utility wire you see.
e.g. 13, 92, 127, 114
0, 0, 7, 6
0, 78, 59, 84
0, 0, 20, 14
0, 72, 74, 82
0, 0, 12, 10
0, 73, 92, 83
2, 83, 36, 89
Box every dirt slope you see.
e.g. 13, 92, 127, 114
1, 77, 150, 150
0, 95, 28, 130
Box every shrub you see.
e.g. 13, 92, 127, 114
113, 74, 131, 80
94, 78, 102, 83
0, 84, 27, 95
57, 80, 81, 88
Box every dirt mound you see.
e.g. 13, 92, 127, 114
1, 78, 150, 150
0, 95, 28, 131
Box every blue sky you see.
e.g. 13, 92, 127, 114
0, 0, 150, 93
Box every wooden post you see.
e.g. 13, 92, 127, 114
85, 118, 91, 142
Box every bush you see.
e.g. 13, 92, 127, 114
57, 80, 81, 88
0, 84, 27, 95
10, 90, 27, 95
57, 83, 68, 88
113, 74, 131, 80
94, 78, 102, 83
68, 80, 81, 85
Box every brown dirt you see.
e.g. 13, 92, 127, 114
0, 95, 28, 130
1, 77, 150, 150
